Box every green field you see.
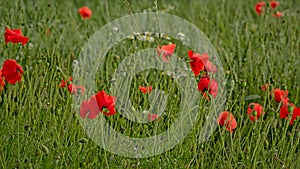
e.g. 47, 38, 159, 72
1, 0, 300, 168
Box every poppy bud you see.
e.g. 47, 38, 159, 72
288, 106, 294, 113
294, 117, 300, 126
242, 80, 247, 87
78, 138, 88, 143
276, 112, 279, 118
252, 111, 258, 117
24, 125, 30, 131
114, 55, 120, 60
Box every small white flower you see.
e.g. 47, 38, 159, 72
177, 32, 185, 40
112, 27, 119, 32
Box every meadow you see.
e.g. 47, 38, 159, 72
0, 0, 300, 168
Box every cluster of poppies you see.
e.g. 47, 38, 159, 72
255, 0, 282, 17
2, 5, 92, 92
217, 87, 300, 133
2, 24, 26, 92
4, 3, 296, 134
78, 43, 220, 120
156, 44, 231, 133
0, 59, 24, 92
274, 89, 300, 125
156, 44, 219, 100
153, 42, 300, 134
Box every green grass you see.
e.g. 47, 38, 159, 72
0, 0, 300, 168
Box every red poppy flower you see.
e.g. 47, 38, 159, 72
247, 103, 264, 121
95, 90, 116, 116
197, 76, 218, 99
204, 61, 217, 73
147, 114, 159, 121
272, 11, 282, 18
255, 1, 266, 15
156, 44, 176, 62
59, 76, 73, 88
188, 50, 210, 76
78, 6, 92, 19
279, 104, 289, 119
80, 95, 100, 119
261, 83, 269, 91
217, 111, 237, 133
270, 1, 279, 9
281, 98, 289, 106
279, 103, 295, 119
273, 88, 289, 103
0, 69, 5, 91
4, 28, 28, 45
290, 107, 300, 125
1, 59, 24, 84
139, 86, 153, 94
67, 84, 85, 95
59, 80, 67, 88
68, 84, 76, 94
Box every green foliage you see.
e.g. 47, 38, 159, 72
0, 0, 299, 168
